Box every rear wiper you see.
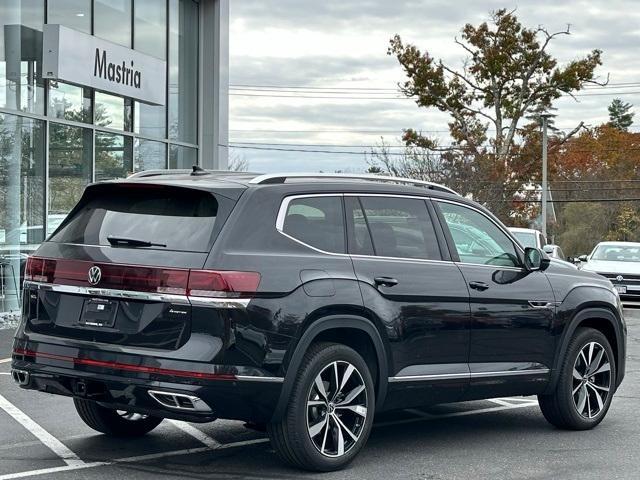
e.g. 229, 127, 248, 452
107, 236, 167, 248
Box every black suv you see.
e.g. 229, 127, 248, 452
11, 171, 626, 471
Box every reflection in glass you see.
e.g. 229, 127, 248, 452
95, 0, 132, 47
0, 0, 45, 114
48, 123, 92, 223
95, 91, 132, 131
96, 132, 133, 181
169, 144, 197, 169
169, 0, 198, 143
0, 112, 45, 311
134, 0, 167, 59
47, 0, 91, 34
49, 81, 92, 123
135, 102, 166, 138
134, 138, 166, 171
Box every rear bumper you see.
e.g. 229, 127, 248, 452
11, 340, 283, 424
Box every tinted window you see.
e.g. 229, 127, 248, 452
282, 197, 345, 253
359, 196, 440, 260
438, 202, 520, 267
50, 187, 218, 253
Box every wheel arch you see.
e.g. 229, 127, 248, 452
547, 306, 625, 393
271, 315, 389, 422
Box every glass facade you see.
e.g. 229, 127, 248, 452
0, 0, 201, 313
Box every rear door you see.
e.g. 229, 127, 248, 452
346, 195, 470, 408
433, 199, 555, 398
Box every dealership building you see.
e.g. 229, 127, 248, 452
0, 0, 230, 314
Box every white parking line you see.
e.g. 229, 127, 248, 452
0, 393, 85, 467
0, 372, 10, 375
0, 435, 270, 480
0, 399, 538, 480
168, 420, 222, 449
0, 358, 11, 364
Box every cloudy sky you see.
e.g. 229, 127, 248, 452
228, 1, 640, 173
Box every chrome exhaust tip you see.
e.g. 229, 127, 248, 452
148, 390, 212, 413
11, 369, 30, 386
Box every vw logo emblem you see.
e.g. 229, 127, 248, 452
616, 275, 624, 282
88, 266, 102, 285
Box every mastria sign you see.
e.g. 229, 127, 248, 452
43, 24, 166, 106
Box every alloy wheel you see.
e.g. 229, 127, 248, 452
306, 361, 368, 458
572, 341, 611, 419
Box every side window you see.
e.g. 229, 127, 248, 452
437, 201, 520, 267
281, 196, 345, 253
358, 196, 441, 260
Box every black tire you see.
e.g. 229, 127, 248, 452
538, 327, 616, 430
74, 398, 163, 437
268, 342, 375, 472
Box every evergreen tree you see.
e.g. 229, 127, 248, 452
608, 98, 634, 131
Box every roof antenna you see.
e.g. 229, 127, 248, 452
191, 165, 206, 176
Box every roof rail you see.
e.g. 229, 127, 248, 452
127, 167, 236, 179
127, 169, 193, 178
248, 173, 460, 196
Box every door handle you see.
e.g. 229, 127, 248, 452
468, 281, 489, 291
374, 277, 398, 287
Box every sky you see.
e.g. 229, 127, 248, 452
228, 0, 640, 173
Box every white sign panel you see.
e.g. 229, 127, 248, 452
42, 24, 166, 106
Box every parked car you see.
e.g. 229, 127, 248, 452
579, 241, 640, 304
12, 171, 626, 471
543, 244, 565, 260
508, 227, 547, 249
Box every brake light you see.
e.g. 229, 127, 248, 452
187, 270, 261, 297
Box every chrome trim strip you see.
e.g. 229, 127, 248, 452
189, 297, 251, 308
469, 368, 550, 378
388, 372, 469, 383
235, 375, 285, 383
24, 281, 251, 309
25, 282, 190, 304
528, 301, 559, 309
389, 368, 550, 382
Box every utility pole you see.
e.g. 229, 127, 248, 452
541, 114, 552, 241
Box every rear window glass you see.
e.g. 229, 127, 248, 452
49, 187, 219, 252
281, 196, 345, 253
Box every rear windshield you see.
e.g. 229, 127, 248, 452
512, 231, 537, 248
49, 186, 219, 252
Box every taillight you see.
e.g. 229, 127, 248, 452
24, 256, 52, 283
187, 270, 261, 298
26, 257, 260, 299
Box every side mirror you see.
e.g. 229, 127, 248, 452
578, 254, 588, 262
524, 247, 550, 271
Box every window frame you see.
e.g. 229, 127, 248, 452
433, 198, 525, 270
275, 194, 348, 255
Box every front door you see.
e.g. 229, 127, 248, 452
434, 200, 556, 398
345, 195, 470, 408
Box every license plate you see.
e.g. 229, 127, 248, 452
80, 298, 118, 327
615, 285, 627, 294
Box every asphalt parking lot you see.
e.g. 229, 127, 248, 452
0, 311, 639, 480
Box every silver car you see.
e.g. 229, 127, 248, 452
580, 241, 640, 304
